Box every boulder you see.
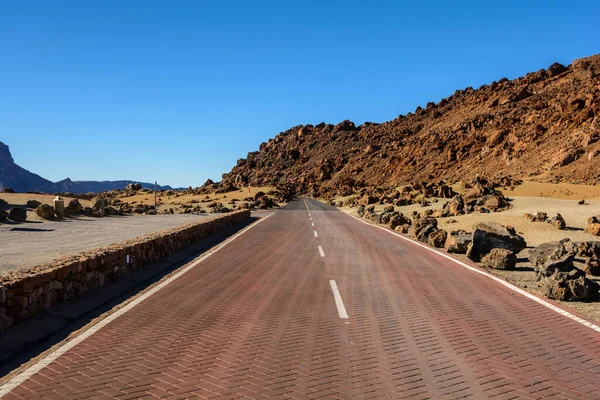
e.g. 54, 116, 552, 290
481, 248, 517, 270
26, 200, 42, 209
481, 192, 509, 211
357, 205, 366, 217
441, 195, 464, 217
409, 217, 437, 239
65, 199, 83, 215
585, 216, 600, 236
133, 204, 149, 214
8, 207, 27, 222
35, 204, 55, 220
428, 229, 447, 248
445, 230, 472, 254
0, 209, 8, 221
524, 212, 547, 222
547, 213, 566, 230
389, 213, 411, 230
125, 183, 142, 191
538, 269, 599, 301
575, 241, 600, 257
0, 198, 8, 209
91, 197, 107, 217
528, 238, 578, 277
584, 257, 600, 276
466, 222, 527, 261
383, 205, 395, 213
417, 224, 437, 243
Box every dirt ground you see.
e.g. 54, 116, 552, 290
117, 186, 276, 214
338, 181, 600, 324
0, 214, 214, 274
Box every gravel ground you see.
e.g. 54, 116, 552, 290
0, 214, 213, 274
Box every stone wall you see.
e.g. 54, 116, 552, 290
0, 210, 250, 332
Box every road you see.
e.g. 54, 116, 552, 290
2, 198, 600, 399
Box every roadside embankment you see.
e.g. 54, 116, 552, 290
0, 210, 250, 332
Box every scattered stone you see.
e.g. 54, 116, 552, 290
65, 199, 83, 215
35, 204, 55, 220
389, 213, 411, 230
578, 200, 586, 205
585, 216, 600, 236
575, 241, 600, 257
547, 213, 566, 230
8, 207, 27, 222
383, 205, 394, 213
481, 248, 517, 270
125, 183, 142, 191
584, 257, 600, 276
26, 200, 42, 209
445, 230, 472, 254
524, 212, 548, 222
428, 229, 447, 248
528, 238, 578, 277
466, 222, 526, 261
91, 197, 107, 217
538, 269, 599, 301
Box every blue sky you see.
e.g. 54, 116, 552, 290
1, 1, 598, 187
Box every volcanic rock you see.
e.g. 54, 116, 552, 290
466, 222, 527, 261
8, 207, 27, 222
481, 248, 517, 270
528, 238, 578, 277
35, 204, 55, 220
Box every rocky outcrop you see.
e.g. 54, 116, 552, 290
222, 54, 600, 197
466, 222, 526, 261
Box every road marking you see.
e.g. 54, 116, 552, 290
329, 280, 349, 319
318, 245, 326, 257
311, 222, 314, 227
304, 199, 310, 211
309, 217, 312, 221
314, 230, 318, 237
348, 213, 600, 334
0, 213, 275, 398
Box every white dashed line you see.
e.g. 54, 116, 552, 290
314, 231, 318, 238
329, 280, 349, 319
0, 213, 275, 397
318, 245, 326, 258
311, 222, 314, 227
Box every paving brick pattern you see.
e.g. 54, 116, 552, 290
3, 199, 600, 399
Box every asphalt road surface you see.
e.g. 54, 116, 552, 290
2, 198, 600, 399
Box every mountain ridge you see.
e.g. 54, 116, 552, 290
222, 54, 600, 198
0, 142, 173, 193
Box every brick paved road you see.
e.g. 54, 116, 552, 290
2, 198, 600, 399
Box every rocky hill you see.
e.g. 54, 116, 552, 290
0, 142, 173, 193
223, 54, 600, 198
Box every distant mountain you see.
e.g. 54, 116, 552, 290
0, 142, 173, 194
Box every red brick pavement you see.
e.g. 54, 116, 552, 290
2, 198, 600, 399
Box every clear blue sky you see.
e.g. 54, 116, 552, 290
1, 1, 598, 187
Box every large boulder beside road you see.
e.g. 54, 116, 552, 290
91, 197, 107, 217
445, 230, 472, 254
428, 229, 447, 248
8, 207, 27, 222
528, 238, 578, 277
0, 209, 8, 221
26, 199, 42, 209
538, 269, 599, 301
65, 199, 83, 216
481, 248, 517, 270
466, 222, 526, 261
35, 204, 55, 220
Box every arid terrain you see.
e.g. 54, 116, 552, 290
222, 54, 600, 199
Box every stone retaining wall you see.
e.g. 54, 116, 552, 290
0, 210, 250, 332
